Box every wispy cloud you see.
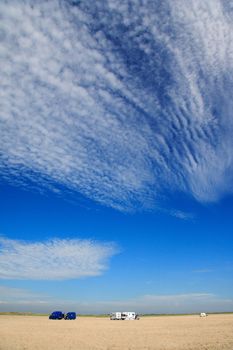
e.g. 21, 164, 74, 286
0, 237, 117, 280
193, 269, 213, 273
1, 288, 232, 313
0, 0, 233, 210
0, 286, 49, 306
168, 210, 195, 220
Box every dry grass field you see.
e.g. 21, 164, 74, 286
0, 314, 233, 350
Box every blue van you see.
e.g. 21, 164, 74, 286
49, 311, 64, 320
65, 312, 76, 320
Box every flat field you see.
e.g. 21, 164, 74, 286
0, 314, 233, 350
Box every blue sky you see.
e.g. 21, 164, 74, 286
0, 0, 233, 313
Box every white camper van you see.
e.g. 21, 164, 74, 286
110, 312, 122, 320
110, 312, 139, 320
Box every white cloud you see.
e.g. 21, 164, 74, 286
0, 0, 233, 210
0, 237, 117, 280
168, 210, 194, 220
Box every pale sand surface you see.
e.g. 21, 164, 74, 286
0, 314, 233, 350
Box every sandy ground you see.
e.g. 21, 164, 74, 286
0, 314, 233, 350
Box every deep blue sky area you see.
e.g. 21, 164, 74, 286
1, 182, 233, 313
0, 0, 233, 313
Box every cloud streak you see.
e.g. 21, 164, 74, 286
0, 237, 117, 280
0, 0, 233, 210
1, 288, 233, 313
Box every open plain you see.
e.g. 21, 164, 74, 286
0, 314, 233, 350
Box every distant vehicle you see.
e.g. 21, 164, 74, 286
64, 312, 77, 320
110, 312, 122, 320
110, 312, 139, 320
49, 311, 64, 320
200, 313, 207, 317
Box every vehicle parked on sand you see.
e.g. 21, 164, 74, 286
64, 312, 76, 320
49, 311, 64, 320
110, 312, 122, 320
110, 312, 139, 320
